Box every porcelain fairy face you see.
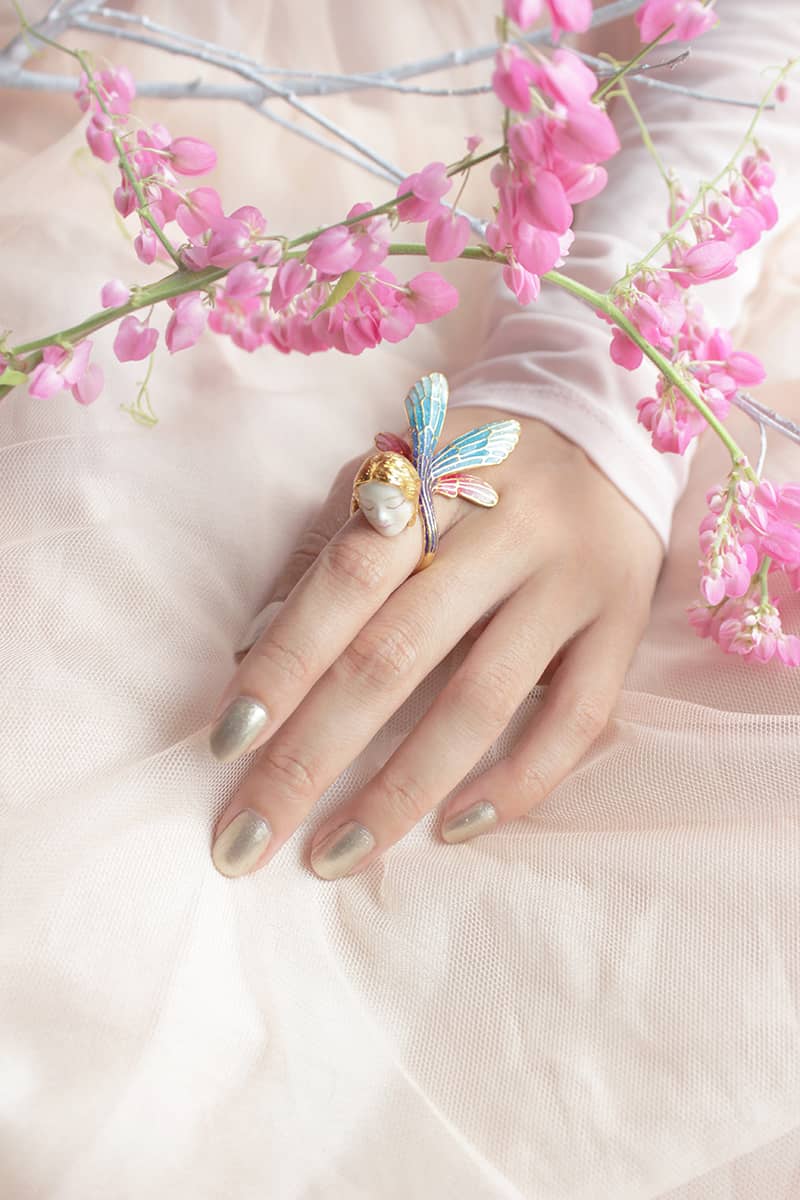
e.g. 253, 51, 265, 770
355, 480, 416, 537
350, 449, 420, 538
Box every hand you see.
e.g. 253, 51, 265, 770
207, 405, 664, 879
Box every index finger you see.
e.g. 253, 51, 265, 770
207, 480, 465, 763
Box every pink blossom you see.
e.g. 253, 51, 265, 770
27, 339, 94, 399
86, 115, 117, 163
504, 0, 542, 29
636, 0, 719, 44
305, 225, 361, 274
425, 208, 471, 262
345, 202, 391, 271
101, 279, 131, 308
531, 48, 597, 108
517, 169, 573, 234
75, 66, 136, 117
545, 0, 593, 39
133, 206, 166, 266
550, 103, 620, 164
503, 258, 541, 304
176, 187, 224, 237
224, 262, 267, 300
465, 135, 483, 153
168, 137, 217, 177
165, 293, 207, 353
71, 363, 104, 406
403, 273, 459, 322
269, 260, 313, 313
670, 239, 737, 286
491, 45, 537, 113
113, 316, 159, 362
514, 223, 561, 275
113, 179, 137, 219
396, 162, 452, 222
609, 328, 643, 370
207, 205, 267, 268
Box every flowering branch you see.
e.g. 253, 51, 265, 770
3, 0, 800, 667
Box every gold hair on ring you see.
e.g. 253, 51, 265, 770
350, 451, 421, 527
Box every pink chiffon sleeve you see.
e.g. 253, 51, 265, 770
448, 0, 799, 551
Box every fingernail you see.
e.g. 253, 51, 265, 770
441, 800, 498, 844
211, 808, 272, 877
209, 695, 269, 762
310, 821, 376, 880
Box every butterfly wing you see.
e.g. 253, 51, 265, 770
430, 419, 521, 481
404, 373, 448, 474
433, 474, 499, 506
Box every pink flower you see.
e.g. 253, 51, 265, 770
491, 45, 537, 113
345, 202, 391, 271
176, 187, 224, 238
636, 0, 719, 44
504, 0, 542, 28
503, 258, 541, 304
670, 239, 737, 286
75, 66, 136, 117
71, 362, 104, 406
545, 0, 593, 39
531, 48, 597, 108
101, 279, 131, 308
113, 316, 159, 362
550, 103, 620, 164
609, 328, 644, 370
86, 114, 117, 163
517, 170, 572, 234
403, 272, 459, 322
396, 162, 452, 222
206, 205, 267, 268
168, 137, 217, 177
425, 208, 471, 262
165, 293, 207, 353
27, 339, 94, 399
305, 225, 361, 274
269, 260, 313, 313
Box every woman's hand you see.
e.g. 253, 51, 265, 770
207, 405, 664, 879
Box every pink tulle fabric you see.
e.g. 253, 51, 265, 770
1, 3, 800, 1198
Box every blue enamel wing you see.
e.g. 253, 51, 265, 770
375, 372, 521, 568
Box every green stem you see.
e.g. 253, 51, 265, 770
613, 76, 671, 188
10, 266, 227, 358
72, 49, 183, 269
387, 242, 749, 468
592, 23, 676, 103
286, 144, 504, 250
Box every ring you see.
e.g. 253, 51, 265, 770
351, 372, 521, 572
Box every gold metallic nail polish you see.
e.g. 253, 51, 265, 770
441, 800, 498, 844
211, 809, 272, 877
310, 821, 376, 880
209, 696, 269, 762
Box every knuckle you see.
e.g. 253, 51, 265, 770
253, 632, 312, 684
341, 621, 419, 690
257, 746, 317, 801
514, 757, 552, 808
566, 692, 609, 744
452, 660, 519, 733
324, 537, 387, 591
288, 528, 329, 573
377, 773, 429, 825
